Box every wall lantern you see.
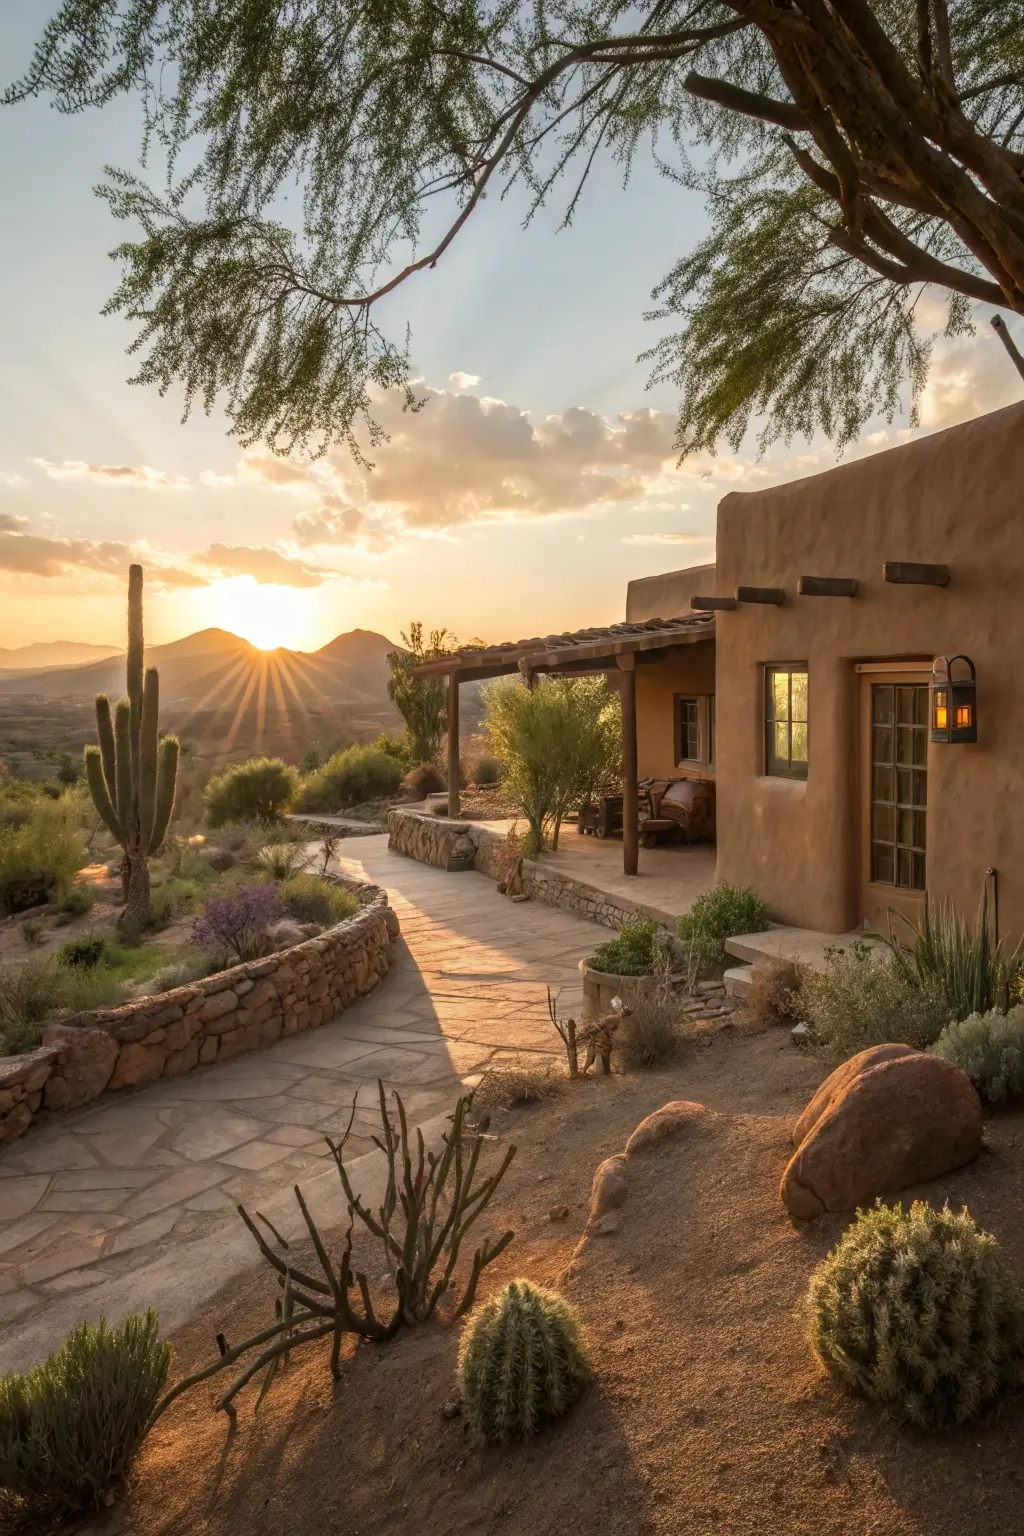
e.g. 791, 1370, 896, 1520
931, 655, 977, 744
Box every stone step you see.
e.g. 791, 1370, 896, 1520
724, 926, 884, 973
723, 964, 754, 999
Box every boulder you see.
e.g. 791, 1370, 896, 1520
42, 1026, 119, 1113
791, 1043, 917, 1147
588, 1154, 630, 1223
625, 1100, 707, 1156
781, 1051, 983, 1220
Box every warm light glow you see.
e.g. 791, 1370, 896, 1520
934, 689, 948, 730
194, 578, 319, 651
956, 704, 972, 728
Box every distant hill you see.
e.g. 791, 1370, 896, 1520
0, 640, 121, 673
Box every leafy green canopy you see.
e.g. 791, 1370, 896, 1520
7, 1, 1024, 456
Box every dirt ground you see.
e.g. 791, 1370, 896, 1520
67, 1023, 1024, 1536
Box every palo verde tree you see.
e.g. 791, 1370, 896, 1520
386, 623, 456, 765
85, 565, 179, 931
7, 3, 1024, 459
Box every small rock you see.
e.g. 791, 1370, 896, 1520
510, 893, 529, 903
441, 1396, 462, 1420
593, 1216, 620, 1237
790, 1020, 810, 1041
548, 1204, 570, 1222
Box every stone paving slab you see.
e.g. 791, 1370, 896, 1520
0, 837, 593, 1367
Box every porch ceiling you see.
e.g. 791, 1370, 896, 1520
410, 613, 715, 681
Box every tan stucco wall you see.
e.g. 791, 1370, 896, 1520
626, 563, 716, 621
636, 642, 716, 780
713, 400, 1024, 936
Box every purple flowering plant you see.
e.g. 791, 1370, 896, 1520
191, 883, 282, 962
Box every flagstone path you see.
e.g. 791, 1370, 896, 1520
0, 837, 593, 1367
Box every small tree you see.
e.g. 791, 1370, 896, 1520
204, 757, 298, 826
386, 623, 454, 765
484, 677, 620, 856
84, 566, 178, 931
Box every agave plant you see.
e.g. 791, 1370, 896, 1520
887, 882, 1024, 1023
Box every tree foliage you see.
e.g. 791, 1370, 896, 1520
387, 623, 455, 766
7, 2, 1024, 454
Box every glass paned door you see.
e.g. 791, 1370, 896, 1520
869, 683, 927, 891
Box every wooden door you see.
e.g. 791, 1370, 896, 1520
859, 668, 930, 938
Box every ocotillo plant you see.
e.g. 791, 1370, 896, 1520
84, 565, 178, 930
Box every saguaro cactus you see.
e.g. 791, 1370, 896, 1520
84, 565, 178, 929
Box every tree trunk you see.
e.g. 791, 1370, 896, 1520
123, 850, 151, 934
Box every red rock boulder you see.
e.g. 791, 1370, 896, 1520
791, 1043, 917, 1148
781, 1050, 983, 1220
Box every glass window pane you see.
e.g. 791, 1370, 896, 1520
913, 810, 927, 850
790, 722, 808, 762
913, 852, 927, 890
872, 765, 894, 803
913, 770, 928, 808
772, 673, 790, 721
898, 808, 915, 847
872, 843, 895, 884
872, 804, 895, 843
897, 848, 914, 888
897, 768, 913, 805
912, 729, 927, 766
873, 726, 893, 765
896, 725, 915, 766
790, 671, 808, 722
913, 686, 928, 727
897, 686, 914, 725
773, 721, 789, 761
872, 685, 894, 726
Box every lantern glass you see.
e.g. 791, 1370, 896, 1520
930, 656, 977, 744
933, 689, 948, 732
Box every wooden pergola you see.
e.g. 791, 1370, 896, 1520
410, 613, 715, 876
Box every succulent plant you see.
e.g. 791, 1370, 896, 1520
806, 1199, 1024, 1428
458, 1278, 591, 1443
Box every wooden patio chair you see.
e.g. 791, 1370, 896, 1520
639, 779, 716, 848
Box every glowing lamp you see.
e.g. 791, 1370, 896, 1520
931, 655, 977, 744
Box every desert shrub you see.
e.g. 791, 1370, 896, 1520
403, 762, 445, 801
933, 1006, 1024, 1104
458, 1279, 591, 1443
742, 959, 804, 1029
802, 940, 950, 1055
374, 732, 410, 766
130, 949, 233, 997
0, 958, 68, 1032
20, 919, 44, 946
474, 1057, 566, 1109
615, 990, 685, 1068
278, 873, 360, 927
192, 883, 282, 961
56, 936, 106, 970
590, 918, 661, 977
888, 885, 1024, 1023
676, 885, 772, 976
148, 876, 200, 929
0, 1311, 171, 1519
472, 753, 502, 787
295, 744, 404, 812
255, 841, 311, 880
56, 882, 95, 918
204, 758, 297, 827
0, 799, 85, 915
806, 1200, 1024, 1429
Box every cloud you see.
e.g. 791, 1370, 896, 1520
448, 372, 482, 390
920, 327, 1023, 430
191, 544, 332, 588
0, 528, 132, 577
0, 472, 24, 487
621, 532, 714, 546
0, 514, 28, 532
33, 459, 190, 490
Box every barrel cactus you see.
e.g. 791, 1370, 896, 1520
806, 1200, 1024, 1428
84, 565, 178, 931
457, 1279, 591, 1443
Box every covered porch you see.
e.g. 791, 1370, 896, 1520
410, 614, 717, 880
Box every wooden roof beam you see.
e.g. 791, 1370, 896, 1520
797, 576, 859, 598
883, 562, 951, 587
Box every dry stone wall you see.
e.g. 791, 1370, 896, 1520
0, 877, 397, 1145
388, 809, 656, 929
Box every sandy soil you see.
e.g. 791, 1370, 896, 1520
61, 1024, 1024, 1536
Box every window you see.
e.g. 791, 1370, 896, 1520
870, 683, 927, 890
674, 695, 715, 768
765, 665, 808, 779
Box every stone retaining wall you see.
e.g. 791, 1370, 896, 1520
0, 877, 397, 1145
388, 809, 659, 930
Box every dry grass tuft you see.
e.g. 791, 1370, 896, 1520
739, 959, 804, 1034
474, 1058, 567, 1109
614, 989, 686, 1069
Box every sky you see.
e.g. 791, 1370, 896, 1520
1, 8, 1021, 655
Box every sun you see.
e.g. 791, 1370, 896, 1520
204, 578, 316, 651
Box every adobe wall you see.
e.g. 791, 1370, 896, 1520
626, 562, 715, 622
713, 401, 1024, 935
0, 876, 397, 1144
635, 641, 716, 781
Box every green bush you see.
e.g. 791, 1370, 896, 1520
590, 918, 660, 976
472, 753, 502, 787
57, 936, 106, 970
57, 882, 95, 918
0, 799, 85, 915
256, 841, 311, 879
458, 1279, 591, 1443
615, 989, 685, 1068
278, 873, 360, 926
933, 1005, 1024, 1104
0, 957, 68, 1039
20, 919, 44, 946
374, 732, 409, 766
148, 876, 200, 928
294, 745, 403, 812
806, 1200, 1024, 1428
801, 939, 951, 1056
676, 885, 772, 975
0, 1311, 171, 1518
204, 757, 297, 826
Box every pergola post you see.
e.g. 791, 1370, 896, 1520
617, 655, 638, 876
447, 669, 461, 819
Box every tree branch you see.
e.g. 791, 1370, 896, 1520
683, 70, 808, 130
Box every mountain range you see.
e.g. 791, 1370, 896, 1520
0, 640, 121, 672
